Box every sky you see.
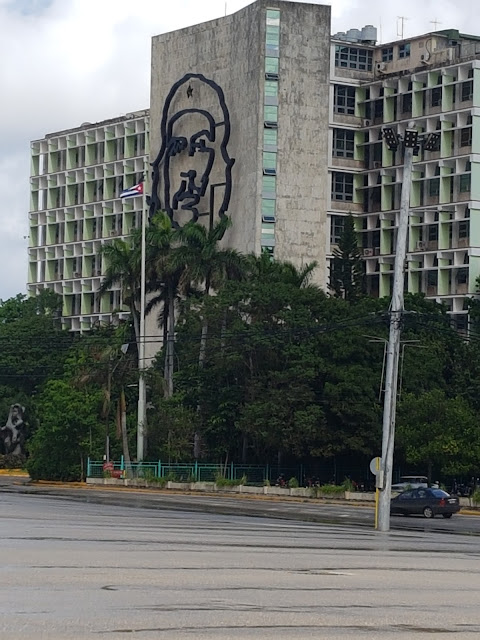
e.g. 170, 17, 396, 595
0, 0, 477, 301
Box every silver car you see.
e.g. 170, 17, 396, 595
391, 475, 428, 492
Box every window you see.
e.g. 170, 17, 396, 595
460, 127, 472, 147
330, 215, 345, 244
401, 93, 412, 113
461, 80, 473, 102
382, 47, 393, 62
428, 224, 438, 242
265, 57, 279, 74
263, 152, 277, 173
264, 80, 279, 98
460, 163, 471, 193
261, 198, 276, 222
266, 24, 280, 46
459, 221, 469, 238
263, 129, 278, 148
335, 46, 373, 71
429, 168, 440, 197
427, 271, 438, 286
334, 85, 356, 115
332, 172, 354, 201
457, 267, 468, 284
264, 105, 278, 122
333, 129, 355, 158
262, 175, 276, 196
430, 87, 442, 107
399, 43, 411, 59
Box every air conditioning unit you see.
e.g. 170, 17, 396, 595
458, 237, 469, 248
363, 248, 374, 257
374, 246, 381, 256
74, 271, 81, 278
110, 230, 117, 236
373, 161, 382, 169
363, 119, 371, 127
416, 241, 427, 251
95, 270, 102, 276
376, 62, 387, 73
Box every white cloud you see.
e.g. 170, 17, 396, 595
0, 0, 478, 300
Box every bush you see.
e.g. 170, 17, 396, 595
0, 454, 26, 469
288, 477, 299, 488
313, 484, 345, 497
471, 489, 480, 506
215, 474, 247, 487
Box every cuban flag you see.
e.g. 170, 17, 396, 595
120, 180, 144, 199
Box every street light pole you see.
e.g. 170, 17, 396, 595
377, 123, 416, 532
136, 190, 147, 462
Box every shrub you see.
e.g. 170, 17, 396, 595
313, 484, 345, 497
215, 473, 246, 487
471, 489, 480, 506
288, 477, 299, 488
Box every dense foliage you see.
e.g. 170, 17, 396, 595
3, 214, 480, 483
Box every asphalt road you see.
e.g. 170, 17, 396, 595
1, 488, 480, 639
2, 477, 479, 536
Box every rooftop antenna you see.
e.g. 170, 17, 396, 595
430, 18, 442, 31
397, 16, 409, 39
225, 2, 227, 16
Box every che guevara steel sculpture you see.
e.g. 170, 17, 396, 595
149, 73, 235, 229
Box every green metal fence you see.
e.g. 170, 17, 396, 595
86, 458, 306, 484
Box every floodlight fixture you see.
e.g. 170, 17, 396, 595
383, 127, 399, 151
423, 132, 441, 152
403, 127, 419, 148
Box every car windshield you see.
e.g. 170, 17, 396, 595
431, 489, 449, 498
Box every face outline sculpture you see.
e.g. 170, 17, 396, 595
150, 73, 235, 229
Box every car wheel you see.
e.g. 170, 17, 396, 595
423, 506, 434, 519
442, 513, 453, 519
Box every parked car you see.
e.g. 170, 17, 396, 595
390, 488, 460, 519
391, 475, 428, 492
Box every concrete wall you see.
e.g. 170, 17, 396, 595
150, 0, 331, 284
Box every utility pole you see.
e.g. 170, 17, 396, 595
377, 124, 441, 532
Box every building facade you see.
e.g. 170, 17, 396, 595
28, 111, 149, 331
28, 1, 480, 332
329, 28, 480, 330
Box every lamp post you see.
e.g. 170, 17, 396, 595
377, 123, 440, 532
136, 188, 147, 462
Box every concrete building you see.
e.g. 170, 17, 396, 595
149, 0, 331, 286
27, 0, 480, 332
28, 111, 149, 331
329, 28, 480, 331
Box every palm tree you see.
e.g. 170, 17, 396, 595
171, 217, 247, 457
99, 232, 142, 350
144, 213, 185, 398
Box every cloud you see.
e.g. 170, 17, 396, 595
0, 0, 477, 300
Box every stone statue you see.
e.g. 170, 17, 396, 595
1, 404, 26, 456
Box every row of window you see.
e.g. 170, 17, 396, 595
36, 135, 146, 174
262, 9, 281, 253
335, 45, 373, 71
331, 167, 472, 203
333, 78, 473, 118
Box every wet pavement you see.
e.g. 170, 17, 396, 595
1, 487, 480, 638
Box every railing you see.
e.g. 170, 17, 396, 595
86, 459, 306, 485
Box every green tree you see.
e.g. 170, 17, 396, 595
329, 214, 365, 302
397, 389, 480, 479
171, 217, 247, 457
27, 379, 103, 481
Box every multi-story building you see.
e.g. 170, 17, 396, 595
28, 110, 149, 331
329, 28, 480, 330
28, 0, 480, 332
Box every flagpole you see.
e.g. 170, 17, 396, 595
136, 181, 147, 462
